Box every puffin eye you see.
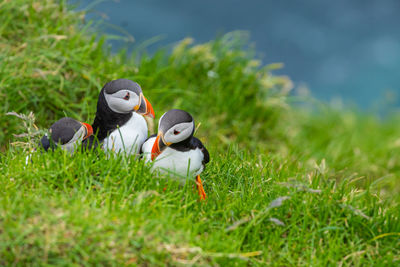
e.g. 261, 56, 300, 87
173, 130, 180, 135
123, 92, 130, 100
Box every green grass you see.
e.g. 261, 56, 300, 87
1, 0, 399, 265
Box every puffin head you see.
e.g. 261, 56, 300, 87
40, 117, 93, 152
103, 79, 155, 118
151, 109, 195, 160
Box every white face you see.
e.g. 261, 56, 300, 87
60, 126, 85, 153
163, 122, 194, 144
104, 89, 140, 114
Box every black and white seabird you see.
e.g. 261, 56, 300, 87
40, 117, 93, 152
141, 109, 209, 200
85, 79, 155, 155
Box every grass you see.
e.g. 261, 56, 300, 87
0, 0, 399, 265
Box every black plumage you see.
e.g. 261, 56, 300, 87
84, 79, 144, 149
90, 87, 132, 141
39, 117, 82, 151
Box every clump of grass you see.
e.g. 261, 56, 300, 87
138, 35, 292, 150
284, 105, 400, 198
0, 0, 399, 266
5, 111, 44, 152
1, 147, 399, 265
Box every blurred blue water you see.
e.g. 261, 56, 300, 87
77, 0, 400, 108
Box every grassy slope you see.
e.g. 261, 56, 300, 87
0, 0, 399, 265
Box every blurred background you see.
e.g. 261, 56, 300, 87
76, 0, 400, 108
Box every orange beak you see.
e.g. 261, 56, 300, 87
82, 122, 93, 140
151, 133, 165, 160
143, 95, 155, 118
136, 93, 155, 118
196, 175, 207, 200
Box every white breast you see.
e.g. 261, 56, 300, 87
141, 137, 204, 178
103, 113, 148, 155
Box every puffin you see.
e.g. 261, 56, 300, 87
141, 109, 209, 200
85, 79, 155, 155
39, 117, 93, 152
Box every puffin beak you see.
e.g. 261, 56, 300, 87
137, 93, 155, 118
151, 132, 167, 160
196, 175, 207, 200
81, 122, 93, 140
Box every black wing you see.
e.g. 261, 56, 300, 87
169, 136, 210, 166
190, 137, 210, 166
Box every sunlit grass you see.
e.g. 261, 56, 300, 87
0, 0, 399, 265
1, 145, 399, 265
